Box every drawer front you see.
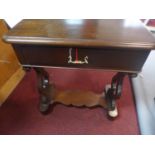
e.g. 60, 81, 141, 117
14, 45, 150, 72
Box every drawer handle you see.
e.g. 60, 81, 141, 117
68, 48, 88, 64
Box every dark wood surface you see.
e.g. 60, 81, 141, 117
14, 45, 149, 73
3, 19, 155, 49
3, 19, 155, 73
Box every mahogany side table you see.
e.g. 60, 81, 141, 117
3, 19, 155, 118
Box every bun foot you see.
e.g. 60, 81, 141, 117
108, 106, 118, 118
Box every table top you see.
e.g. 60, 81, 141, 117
3, 19, 155, 49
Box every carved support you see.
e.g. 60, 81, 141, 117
105, 72, 127, 118
33, 67, 53, 114
23, 67, 136, 119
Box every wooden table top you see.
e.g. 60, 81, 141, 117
3, 19, 155, 49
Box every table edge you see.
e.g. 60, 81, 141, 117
3, 35, 155, 50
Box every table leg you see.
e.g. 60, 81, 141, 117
33, 67, 54, 114
104, 72, 127, 118
23, 67, 137, 119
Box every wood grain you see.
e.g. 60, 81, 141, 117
3, 19, 155, 49
0, 20, 25, 105
52, 88, 107, 108
0, 20, 20, 87
0, 67, 25, 105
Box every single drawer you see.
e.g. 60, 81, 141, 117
14, 45, 150, 72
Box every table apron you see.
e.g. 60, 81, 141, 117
13, 45, 150, 72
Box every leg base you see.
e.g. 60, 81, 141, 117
39, 95, 51, 114
105, 84, 118, 118
108, 106, 118, 118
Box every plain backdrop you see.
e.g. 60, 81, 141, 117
5, 19, 22, 28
